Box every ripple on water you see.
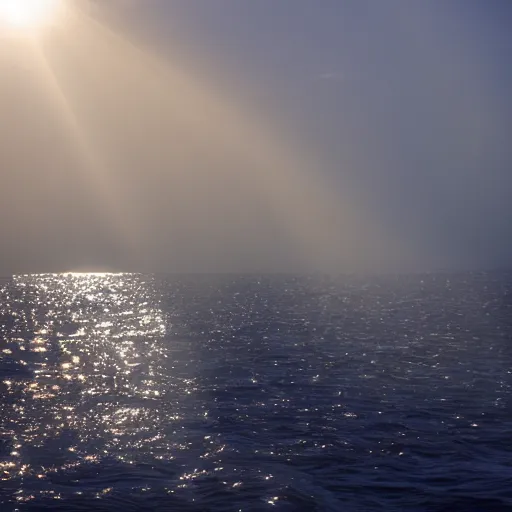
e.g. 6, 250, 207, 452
1, 273, 512, 510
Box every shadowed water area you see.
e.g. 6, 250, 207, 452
1, 273, 511, 511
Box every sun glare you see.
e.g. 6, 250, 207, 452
0, 0, 61, 29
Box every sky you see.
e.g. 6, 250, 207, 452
0, 0, 511, 275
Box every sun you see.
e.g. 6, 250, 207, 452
0, 0, 61, 29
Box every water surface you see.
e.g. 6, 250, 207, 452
1, 273, 511, 510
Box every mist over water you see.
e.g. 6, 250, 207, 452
1, 1, 511, 275
0, 2, 393, 275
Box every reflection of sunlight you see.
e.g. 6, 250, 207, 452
1, 273, 171, 496
66, 272, 125, 277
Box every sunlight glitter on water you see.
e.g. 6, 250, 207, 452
1, 273, 512, 510
0, 273, 178, 503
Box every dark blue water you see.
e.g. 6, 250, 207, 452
1, 273, 512, 511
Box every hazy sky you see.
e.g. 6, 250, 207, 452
1, 0, 511, 274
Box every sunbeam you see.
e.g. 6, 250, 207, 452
35, 5, 404, 273
27, 38, 142, 267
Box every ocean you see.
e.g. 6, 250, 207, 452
0, 272, 511, 511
